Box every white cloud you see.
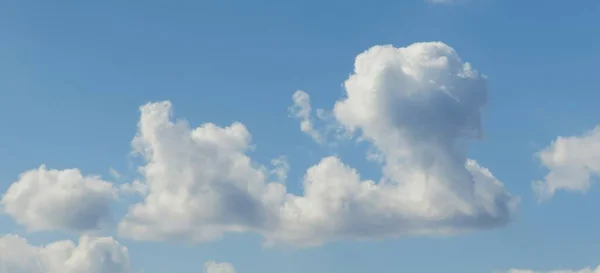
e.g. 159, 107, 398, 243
289, 90, 348, 146
117, 101, 286, 242
270, 156, 290, 183
0, 234, 131, 273
273, 42, 517, 245
0, 41, 515, 246
116, 41, 517, 247
205, 261, 236, 273
533, 126, 600, 200
1, 165, 117, 232
289, 90, 324, 143
501, 265, 600, 273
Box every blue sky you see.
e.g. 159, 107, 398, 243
1, 1, 600, 273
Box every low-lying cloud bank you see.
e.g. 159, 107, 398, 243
3, 234, 596, 273
0, 234, 236, 273
0, 234, 131, 273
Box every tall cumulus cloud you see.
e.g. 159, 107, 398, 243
118, 41, 518, 246
1, 41, 518, 247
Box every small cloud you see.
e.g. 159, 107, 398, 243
204, 261, 236, 273
533, 126, 600, 201
270, 156, 290, 182
0, 166, 117, 232
289, 90, 324, 143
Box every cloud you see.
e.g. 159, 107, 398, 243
270, 156, 290, 183
501, 265, 600, 273
533, 126, 600, 200
1, 165, 118, 232
205, 261, 236, 273
117, 101, 287, 242
0, 234, 131, 273
273, 42, 518, 245
114, 41, 517, 247
289, 90, 324, 143
1, 41, 516, 246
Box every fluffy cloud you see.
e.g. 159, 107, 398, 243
115, 41, 517, 247
205, 261, 236, 273
289, 90, 323, 143
0, 234, 131, 273
272, 42, 517, 245
269, 156, 290, 183
1, 166, 117, 232
533, 126, 600, 200
501, 266, 600, 273
117, 101, 286, 242
0, 41, 514, 246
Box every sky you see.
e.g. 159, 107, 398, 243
1, 1, 600, 273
